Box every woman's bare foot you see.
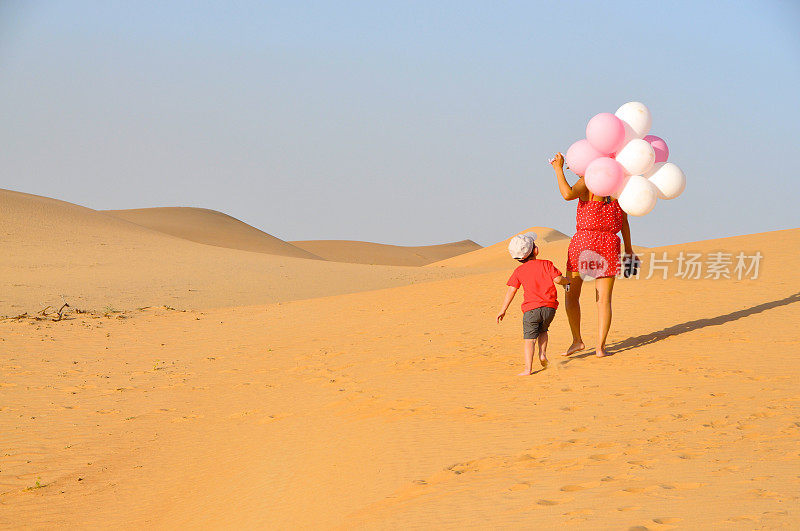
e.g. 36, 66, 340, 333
563, 341, 585, 356
517, 370, 532, 376
595, 346, 609, 357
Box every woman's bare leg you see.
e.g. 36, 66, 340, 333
563, 272, 585, 356
595, 276, 615, 357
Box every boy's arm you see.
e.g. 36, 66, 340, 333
496, 286, 518, 323
553, 274, 570, 286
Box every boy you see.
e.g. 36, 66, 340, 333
496, 233, 570, 375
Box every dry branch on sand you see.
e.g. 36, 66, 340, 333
4, 302, 71, 322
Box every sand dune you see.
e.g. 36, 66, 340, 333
2, 225, 798, 528
103, 207, 322, 259
428, 226, 650, 270
429, 226, 572, 269
0, 189, 473, 315
102, 208, 480, 266
289, 238, 481, 266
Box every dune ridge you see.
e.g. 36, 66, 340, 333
103, 206, 481, 266
289, 238, 481, 266
102, 207, 322, 259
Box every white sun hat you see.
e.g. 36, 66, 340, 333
507, 232, 538, 260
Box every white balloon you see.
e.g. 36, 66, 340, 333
642, 161, 661, 178
620, 121, 638, 145
615, 138, 655, 176
647, 162, 686, 200
610, 175, 630, 199
615, 101, 652, 140
617, 175, 658, 216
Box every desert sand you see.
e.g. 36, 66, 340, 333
1, 188, 798, 529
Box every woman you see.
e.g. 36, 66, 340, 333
550, 152, 635, 357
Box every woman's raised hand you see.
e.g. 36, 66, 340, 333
550, 152, 564, 170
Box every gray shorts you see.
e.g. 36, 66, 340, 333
522, 306, 556, 339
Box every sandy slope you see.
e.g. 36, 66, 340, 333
103, 207, 322, 259
428, 226, 573, 269
427, 226, 651, 271
289, 239, 481, 266
2, 221, 798, 528
0, 190, 475, 315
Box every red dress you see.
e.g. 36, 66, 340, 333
566, 196, 624, 278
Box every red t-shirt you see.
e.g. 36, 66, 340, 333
506, 259, 562, 312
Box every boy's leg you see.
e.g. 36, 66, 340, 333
564, 272, 585, 356
520, 310, 537, 375
537, 331, 549, 367
519, 339, 536, 375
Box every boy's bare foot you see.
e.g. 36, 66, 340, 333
595, 346, 609, 357
517, 370, 532, 376
562, 341, 585, 356
539, 356, 548, 369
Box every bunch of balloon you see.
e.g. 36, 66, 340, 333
564, 101, 686, 216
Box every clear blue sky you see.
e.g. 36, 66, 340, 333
1, 1, 798, 246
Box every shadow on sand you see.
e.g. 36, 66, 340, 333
562, 291, 800, 362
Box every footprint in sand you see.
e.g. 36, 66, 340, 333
227, 409, 262, 419
660, 482, 704, 490
652, 517, 682, 524
747, 488, 787, 500
536, 498, 572, 506
726, 515, 755, 522
171, 414, 204, 422
258, 413, 291, 423
621, 486, 658, 494
560, 484, 588, 492
508, 483, 530, 491
627, 459, 657, 469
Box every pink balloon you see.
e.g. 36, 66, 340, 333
643, 134, 669, 163
565, 139, 603, 177
585, 157, 625, 197
586, 113, 626, 155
